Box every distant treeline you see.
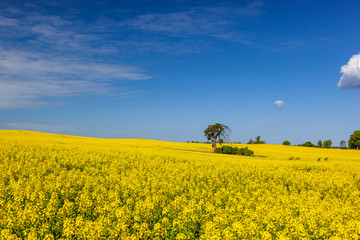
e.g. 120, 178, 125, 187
188, 130, 360, 150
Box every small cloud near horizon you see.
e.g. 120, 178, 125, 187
274, 100, 285, 109
337, 53, 360, 89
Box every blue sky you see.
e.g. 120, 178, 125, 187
0, 0, 359, 145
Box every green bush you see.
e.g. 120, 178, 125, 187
216, 145, 254, 156
238, 147, 254, 156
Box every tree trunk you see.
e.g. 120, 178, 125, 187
213, 138, 217, 153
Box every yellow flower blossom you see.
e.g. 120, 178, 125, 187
0, 130, 359, 239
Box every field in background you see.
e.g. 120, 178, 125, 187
0, 130, 359, 239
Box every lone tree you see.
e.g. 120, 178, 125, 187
348, 130, 360, 150
204, 123, 231, 153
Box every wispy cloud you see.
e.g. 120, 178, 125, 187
126, 2, 264, 42
0, 6, 152, 108
0, 49, 149, 108
0, 1, 265, 54
0, 15, 19, 26
0, 49, 150, 81
0, 1, 265, 108
0, 9, 111, 54
337, 53, 360, 89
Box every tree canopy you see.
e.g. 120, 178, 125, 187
303, 141, 315, 147
348, 130, 360, 150
204, 123, 231, 153
255, 136, 265, 144
323, 139, 332, 148
282, 140, 291, 145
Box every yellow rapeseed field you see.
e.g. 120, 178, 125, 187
0, 130, 359, 239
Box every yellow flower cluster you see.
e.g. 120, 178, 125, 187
0, 130, 359, 239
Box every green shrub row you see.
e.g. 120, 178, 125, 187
216, 145, 254, 156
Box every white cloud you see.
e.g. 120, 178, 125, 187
338, 53, 360, 89
274, 100, 285, 109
